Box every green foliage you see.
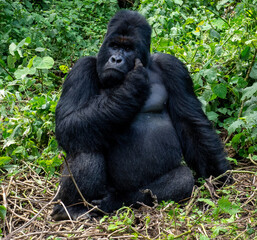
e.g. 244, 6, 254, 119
0, 0, 119, 63
0, 0, 256, 177
100, 207, 135, 233
199, 196, 241, 220
1, 1, 256, 239
0, 1, 119, 174
0, 37, 60, 174
0, 205, 7, 220
139, 0, 257, 158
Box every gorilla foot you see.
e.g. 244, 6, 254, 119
51, 204, 90, 221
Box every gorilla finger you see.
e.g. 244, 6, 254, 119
91, 199, 102, 206
135, 58, 143, 68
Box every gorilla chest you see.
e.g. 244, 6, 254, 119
107, 112, 181, 191
141, 70, 168, 113
106, 81, 181, 191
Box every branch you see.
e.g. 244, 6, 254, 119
0, 62, 15, 80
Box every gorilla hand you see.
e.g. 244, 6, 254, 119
125, 58, 148, 84
134, 58, 143, 68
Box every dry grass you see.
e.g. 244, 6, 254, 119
1, 160, 257, 240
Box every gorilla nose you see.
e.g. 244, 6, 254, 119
109, 56, 123, 65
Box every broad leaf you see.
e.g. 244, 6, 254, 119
249, 63, 257, 80
0, 206, 7, 220
212, 84, 227, 99
242, 82, 257, 100
33, 56, 54, 69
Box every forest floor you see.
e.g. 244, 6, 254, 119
1, 159, 257, 240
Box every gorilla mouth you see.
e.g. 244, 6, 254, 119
100, 68, 125, 88
104, 67, 125, 74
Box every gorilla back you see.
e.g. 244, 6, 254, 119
51, 10, 230, 221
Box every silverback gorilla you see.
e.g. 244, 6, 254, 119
51, 10, 230, 220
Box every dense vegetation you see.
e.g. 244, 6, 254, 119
0, 0, 256, 239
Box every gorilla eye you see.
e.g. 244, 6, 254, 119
124, 46, 132, 52
109, 43, 119, 49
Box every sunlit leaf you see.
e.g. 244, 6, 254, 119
212, 84, 227, 99
33, 56, 54, 69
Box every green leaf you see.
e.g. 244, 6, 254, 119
245, 39, 257, 45
199, 235, 210, 240
0, 58, 6, 67
99, 215, 108, 224
212, 84, 227, 99
174, 0, 183, 5
198, 198, 216, 207
249, 62, 257, 80
17, 37, 31, 48
215, 45, 222, 55
37, 128, 43, 142
3, 139, 16, 149
0, 205, 7, 220
206, 111, 219, 122
9, 43, 17, 56
108, 224, 119, 231
35, 47, 46, 52
0, 156, 11, 166
212, 19, 225, 30
227, 119, 244, 134
232, 133, 243, 144
201, 68, 217, 83
240, 46, 250, 60
33, 56, 54, 69
14, 67, 36, 80
209, 29, 220, 41
242, 82, 257, 100
218, 197, 240, 215
185, 18, 194, 25
27, 56, 37, 68
12, 146, 26, 155
7, 55, 16, 69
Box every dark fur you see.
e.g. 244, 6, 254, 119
52, 10, 230, 220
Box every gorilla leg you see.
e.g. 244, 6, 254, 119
99, 166, 194, 212
144, 166, 194, 202
51, 152, 107, 220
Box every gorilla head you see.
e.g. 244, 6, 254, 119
97, 10, 152, 88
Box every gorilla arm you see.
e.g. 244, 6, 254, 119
55, 57, 149, 154
155, 54, 230, 179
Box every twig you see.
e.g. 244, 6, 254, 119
205, 7, 230, 27
248, 154, 257, 166
0, 62, 15, 80
59, 200, 75, 227
11, 231, 97, 239
107, 226, 127, 238
185, 186, 201, 216
130, 226, 152, 240
173, 230, 192, 239
3, 190, 59, 240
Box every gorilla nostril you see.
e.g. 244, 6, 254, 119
109, 56, 123, 64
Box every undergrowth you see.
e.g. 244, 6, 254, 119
0, 0, 257, 239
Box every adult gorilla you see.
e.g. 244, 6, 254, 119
51, 10, 230, 220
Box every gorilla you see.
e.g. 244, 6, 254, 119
51, 10, 230, 220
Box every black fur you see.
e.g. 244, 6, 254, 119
51, 10, 230, 220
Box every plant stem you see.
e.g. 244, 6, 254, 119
0, 62, 15, 80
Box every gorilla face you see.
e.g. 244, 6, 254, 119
97, 10, 152, 89
97, 36, 136, 88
